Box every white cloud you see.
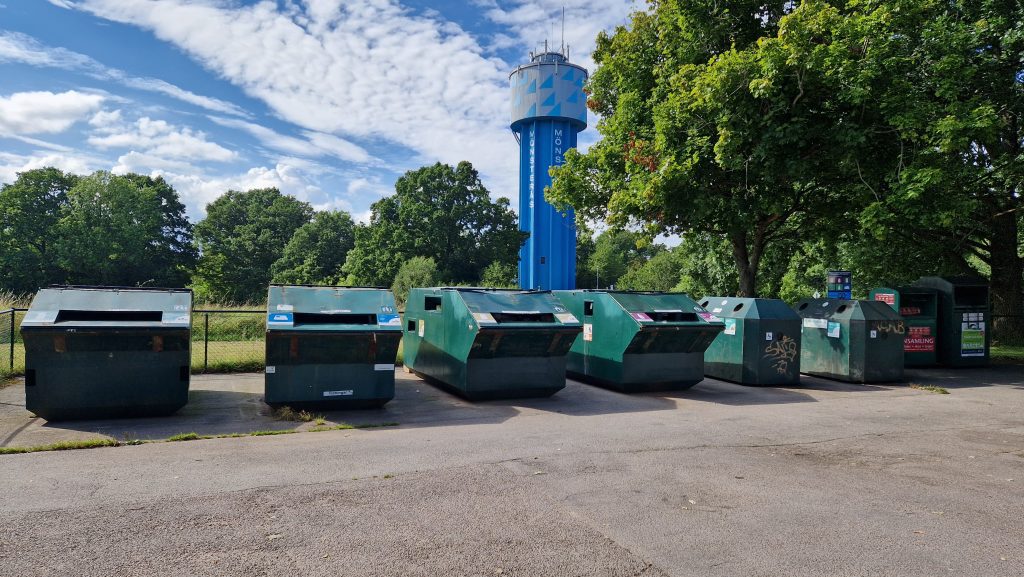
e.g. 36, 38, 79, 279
0, 150, 101, 186
0, 31, 249, 117
87, 116, 236, 162
0, 90, 104, 135
209, 116, 373, 164
66, 0, 523, 196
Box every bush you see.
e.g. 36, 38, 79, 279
480, 262, 518, 288
391, 257, 439, 307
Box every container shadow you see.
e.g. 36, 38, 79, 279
905, 366, 1024, 390
791, 374, 898, 393
321, 373, 679, 428
38, 388, 286, 441
649, 377, 819, 406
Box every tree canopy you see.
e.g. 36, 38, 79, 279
270, 210, 355, 286
343, 162, 525, 286
193, 188, 313, 303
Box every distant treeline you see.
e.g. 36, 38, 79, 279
0, 162, 524, 304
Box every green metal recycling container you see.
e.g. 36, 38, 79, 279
912, 276, 990, 367
869, 287, 940, 367
403, 288, 582, 400
20, 286, 192, 420
699, 297, 802, 386
264, 285, 402, 408
794, 298, 904, 383
554, 291, 724, 392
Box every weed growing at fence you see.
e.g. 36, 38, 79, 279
0, 438, 120, 454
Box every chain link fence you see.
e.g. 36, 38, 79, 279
1, 309, 26, 378
0, 308, 266, 378
191, 309, 265, 373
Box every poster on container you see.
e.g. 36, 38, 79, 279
904, 326, 935, 353
826, 271, 852, 300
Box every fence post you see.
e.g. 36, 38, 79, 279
8, 310, 14, 372
204, 312, 209, 372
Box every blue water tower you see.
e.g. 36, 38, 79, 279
510, 48, 587, 290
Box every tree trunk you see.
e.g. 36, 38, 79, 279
989, 209, 1024, 345
730, 232, 758, 297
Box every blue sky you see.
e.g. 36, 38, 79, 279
0, 0, 635, 222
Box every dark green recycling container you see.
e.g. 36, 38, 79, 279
555, 291, 724, 392
20, 286, 192, 421
869, 287, 940, 367
403, 288, 582, 400
912, 276, 990, 367
794, 298, 904, 383
264, 285, 402, 408
699, 297, 802, 386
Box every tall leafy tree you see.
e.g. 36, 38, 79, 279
343, 162, 525, 286
270, 210, 355, 285
194, 188, 313, 302
549, 0, 860, 296
55, 171, 195, 287
0, 168, 77, 293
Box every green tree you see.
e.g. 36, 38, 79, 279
270, 210, 355, 285
617, 249, 680, 292
0, 168, 77, 293
54, 172, 195, 287
549, 0, 861, 296
343, 162, 525, 286
193, 188, 313, 303
480, 261, 517, 288
813, 0, 1024, 341
391, 256, 439, 307
584, 229, 652, 289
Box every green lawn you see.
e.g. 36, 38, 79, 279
991, 345, 1024, 364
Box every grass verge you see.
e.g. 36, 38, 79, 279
909, 383, 950, 394
1, 422, 400, 455
0, 438, 120, 455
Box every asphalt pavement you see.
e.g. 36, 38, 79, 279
1, 366, 1022, 576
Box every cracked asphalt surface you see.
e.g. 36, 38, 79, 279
1, 366, 1023, 576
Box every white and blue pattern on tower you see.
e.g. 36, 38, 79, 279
510, 50, 587, 291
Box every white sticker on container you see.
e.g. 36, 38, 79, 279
583, 323, 593, 342
22, 310, 58, 324
765, 332, 773, 341
723, 318, 737, 335
374, 364, 395, 371
712, 307, 723, 313
276, 304, 294, 311
803, 318, 828, 329
323, 390, 354, 397
555, 313, 579, 324
265, 366, 276, 374
870, 330, 878, 339
473, 312, 497, 324
418, 319, 425, 337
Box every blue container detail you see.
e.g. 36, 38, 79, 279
510, 51, 587, 291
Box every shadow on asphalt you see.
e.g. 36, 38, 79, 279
906, 365, 1024, 390
649, 378, 819, 406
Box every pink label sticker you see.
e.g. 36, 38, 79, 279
697, 312, 721, 323
630, 312, 652, 321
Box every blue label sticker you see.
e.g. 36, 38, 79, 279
377, 313, 401, 326
268, 312, 294, 326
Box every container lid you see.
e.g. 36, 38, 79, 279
22, 286, 192, 328
266, 285, 400, 331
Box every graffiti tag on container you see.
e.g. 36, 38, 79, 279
872, 320, 906, 335
763, 335, 798, 376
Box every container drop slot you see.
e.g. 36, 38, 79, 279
293, 313, 377, 325
647, 312, 698, 322
54, 310, 162, 323
953, 286, 988, 307
425, 296, 442, 311
491, 312, 556, 324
